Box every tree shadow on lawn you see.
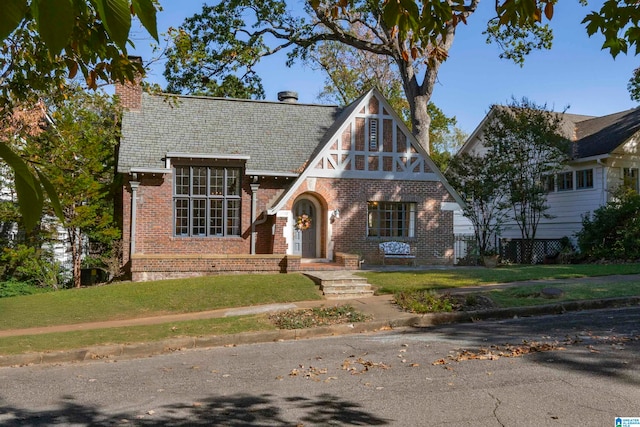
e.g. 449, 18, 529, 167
0, 392, 390, 426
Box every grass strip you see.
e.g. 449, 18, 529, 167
487, 280, 640, 308
360, 263, 640, 294
0, 315, 276, 355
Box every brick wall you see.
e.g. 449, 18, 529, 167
131, 254, 301, 281
282, 177, 455, 265
121, 171, 455, 279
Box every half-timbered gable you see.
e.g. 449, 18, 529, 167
311, 93, 435, 180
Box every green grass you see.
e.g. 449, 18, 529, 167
0, 273, 321, 331
0, 315, 276, 355
487, 281, 640, 308
360, 263, 640, 294
2, 265, 640, 356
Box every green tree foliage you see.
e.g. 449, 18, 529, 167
577, 188, 640, 260
0, 0, 159, 230
1, 0, 158, 87
483, 98, 569, 263
446, 151, 510, 259
26, 87, 122, 288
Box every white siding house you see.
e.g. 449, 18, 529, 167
455, 106, 640, 262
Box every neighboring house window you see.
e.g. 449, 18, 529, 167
541, 174, 555, 192
174, 166, 242, 237
369, 118, 378, 150
576, 168, 594, 189
367, 201, 416, 238
556, 171, 573, 191
623, 167, 639, 192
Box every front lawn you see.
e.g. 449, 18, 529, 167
0, 273, 322, 331
487, 280, 640, 308
360, 263, 640, 294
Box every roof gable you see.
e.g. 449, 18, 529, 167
268, 89, 464, 212
459, 104, 640, 160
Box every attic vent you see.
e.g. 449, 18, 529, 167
277, 91, 298, 103
369, 118, 378, 150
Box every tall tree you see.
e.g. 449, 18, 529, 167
446, 151, 510, 260
24, 88, 122, 288
484, 98, 570, 264
164, 0, 490, 154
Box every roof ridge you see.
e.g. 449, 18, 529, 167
143, 92, 340, 108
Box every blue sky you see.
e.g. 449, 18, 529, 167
131, 1, 639, 134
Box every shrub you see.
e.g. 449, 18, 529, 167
0, 280, 49, 298
0, 244, 61, 289
577, 188, 640, 260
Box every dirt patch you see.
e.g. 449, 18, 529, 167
447, 294, 498, 311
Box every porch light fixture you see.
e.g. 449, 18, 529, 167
331, 209, 340, 222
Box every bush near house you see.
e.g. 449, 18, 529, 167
577, 188, 640, 261
0, 244, 61, 290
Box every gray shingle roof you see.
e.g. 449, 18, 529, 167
573, 107, 640, 158
118, 93, 343, 174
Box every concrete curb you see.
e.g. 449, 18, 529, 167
1, 296, 638, 368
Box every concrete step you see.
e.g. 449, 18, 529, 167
320, 282, 374, 299
319, 277, 369, 286
303, 271, 375, 299
323, 289, 376, 300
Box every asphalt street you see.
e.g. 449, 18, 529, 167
0, 306, 638, 426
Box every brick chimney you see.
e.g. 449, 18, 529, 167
115, 56, 143, 111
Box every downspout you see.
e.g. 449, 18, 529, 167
596, 158, 606, 204
250, 182, 260, 254
129, 178, 140, 257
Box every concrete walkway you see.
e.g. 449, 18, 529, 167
0, 273, 639, 367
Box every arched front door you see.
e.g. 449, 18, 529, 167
293, 199, 317, 258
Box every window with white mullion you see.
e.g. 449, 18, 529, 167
173, 165, 242, 237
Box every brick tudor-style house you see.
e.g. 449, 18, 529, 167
116, 84, 463, 281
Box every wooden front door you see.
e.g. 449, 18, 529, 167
293, 199, 317, 258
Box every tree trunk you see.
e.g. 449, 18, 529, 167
396, 26, 456, 155
69, 227, 82, 288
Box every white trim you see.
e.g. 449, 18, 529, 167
441, 202, 461, 211
570, 154, 610, 164
129, 167, 172, 174
246, 170, 299, 177
293, 196, 323, 258
166, 152, 250, 161
308, 170, 442, 181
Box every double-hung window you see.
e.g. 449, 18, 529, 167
623, 167, 639, 192
174, 166, 242, 237
576, 169, 594, 189
541, 174, 555, 192
556, 171, 573, 192
367, 201, 416, 238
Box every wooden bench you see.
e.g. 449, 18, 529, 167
379, 241, 416, 266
